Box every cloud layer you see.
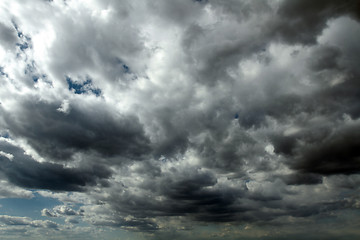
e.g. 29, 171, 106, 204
0, 0, 360, 239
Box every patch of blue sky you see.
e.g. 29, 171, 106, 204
115, 57, 131, 74
90, 88, 101, 96
0, 191, 62, 221
0, 66, 8, 76
13, 21, 32, 51
32, 74, 48, 83
12, 21, 23, 39
16, 42, 29, 51
0, 131, 10, 138
122, 64, 130, 73
12, 21, 31, 43
32, 76, 39, 82
24, 62, 36, 75
66, 77, 101, 97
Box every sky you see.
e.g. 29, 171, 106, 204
0, 0, 360, 239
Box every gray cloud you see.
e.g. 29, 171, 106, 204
0, 140, 111, 191
274, 0, 360, 44
0, 0, 360, 239
0, 22, 17, 49
0, 98, 151, 161
293, 122, 360, 175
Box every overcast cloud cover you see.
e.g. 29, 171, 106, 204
0, 0, 360, 239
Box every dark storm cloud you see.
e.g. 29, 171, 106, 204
91, 163, 304, 226
237, 94, 305, 130
92, 164, 247, 224
281, 173, 323, 186
209, 0, 272, 21
274, 0, 360, 44
0, 140, 111, 191
236, 48, 358, 132
147, 0, 203, 25
325, 174, 360, 190
181, 0, 360, 87
308, 45, 342, 72
160, 170, 243, 222
294, 122, 360, 175
94, 161, 357, 229
195, 126, 261, 171
0, 98, 151, 161
266, 105, 360, 176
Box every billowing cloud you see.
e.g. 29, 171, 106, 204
0, 98, 151, 161
41, 205, 84, 222
0, 138, 111, 191
0, 0, 359, 239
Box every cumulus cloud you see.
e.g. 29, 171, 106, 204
0, 0, 359, 239
42, 205, 83, 218
0, 215, 58, 229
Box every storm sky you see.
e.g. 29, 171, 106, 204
0, 0, 360, 239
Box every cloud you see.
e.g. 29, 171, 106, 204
0, 21, 17, 49
0, 139, 112, 191
0, 180, 33, 199
0, 98, 151, 161
0, 0, 360, 239
42, 205, 83, 218
274, 0, 360, 44
0, 215, 58, 229
293, 121, 360, 175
